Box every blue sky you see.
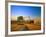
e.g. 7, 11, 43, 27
11, 5, 41, 18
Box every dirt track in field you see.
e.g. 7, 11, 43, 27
11, 21, 41, 31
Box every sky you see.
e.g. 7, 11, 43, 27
11, 5, 41, 18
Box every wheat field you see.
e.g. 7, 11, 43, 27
11, 16, 41, 31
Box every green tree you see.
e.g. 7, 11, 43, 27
17, 16, 24, 22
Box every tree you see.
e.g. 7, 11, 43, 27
17, 16, 24, 22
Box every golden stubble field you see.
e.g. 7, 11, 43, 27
11, 19, 41, 31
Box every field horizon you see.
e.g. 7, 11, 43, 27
11, 16, 41, 31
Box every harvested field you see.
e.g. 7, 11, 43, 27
11, 20, 41, 31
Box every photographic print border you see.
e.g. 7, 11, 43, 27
5, 1, 45, 36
